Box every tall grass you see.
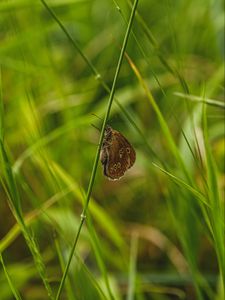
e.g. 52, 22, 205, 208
0, 0, 224, 299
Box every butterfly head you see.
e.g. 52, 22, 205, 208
104, 125, 112, 136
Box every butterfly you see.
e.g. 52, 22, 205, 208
100, 126, 136, 180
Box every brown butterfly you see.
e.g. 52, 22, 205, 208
100, 126, 136, 180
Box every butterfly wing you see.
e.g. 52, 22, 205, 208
105, 130, 136, 180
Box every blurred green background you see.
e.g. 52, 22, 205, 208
0, 0, 224, 299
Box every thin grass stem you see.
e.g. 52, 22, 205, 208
55, 0, 139, 298
39, 0, 158, 168
0, 253, 22, 300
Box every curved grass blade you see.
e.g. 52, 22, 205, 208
174, 92, 225, 109
54, 1, 139, 298
39, 0, 158, 169
202, 103, 225, 292
125, 53, 192, 183
153, 163, 209, 207
0, 254, 22, 300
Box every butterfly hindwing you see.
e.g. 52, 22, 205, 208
100, 127, 136, 180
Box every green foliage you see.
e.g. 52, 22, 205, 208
0, 0, 224, 299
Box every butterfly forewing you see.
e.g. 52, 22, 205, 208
100, 126, 136, 180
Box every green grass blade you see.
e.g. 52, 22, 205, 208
55, 1, 139, 298
0, 254, 22, 300
54, 232, 78, 300
86, 213, 115, 300
39, 0, 157, 168
174, 92, 225, 109
153, 163, 209, 207
0, 67, 4, 141
0, 142, 54, 299
126, 54, 191, 183
203, 103, 225, 293
127, 234, 138, 300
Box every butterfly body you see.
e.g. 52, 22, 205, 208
100, 126, 136, 180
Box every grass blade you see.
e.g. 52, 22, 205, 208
55, 1, 139, 298
0, 254, 22, 300
202, 102, 225, 293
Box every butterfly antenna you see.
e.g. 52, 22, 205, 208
91, 123, 101, 132
91, 113, 103, 121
